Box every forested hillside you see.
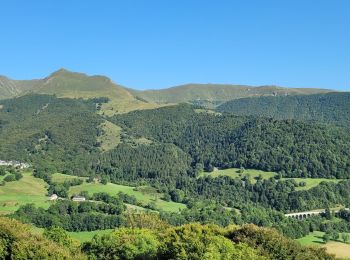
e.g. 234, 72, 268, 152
1, 95, 349, 179
0, 94, 102, 175
217, 92, 350, 127
108, 104, 350, 180
1, 94, 350, 258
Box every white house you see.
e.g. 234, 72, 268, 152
72, 196, 86, 202
48, 194, 58, 201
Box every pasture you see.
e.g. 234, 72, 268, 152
199, 168, 277, 183
199, 168, 343, 189
51, 172, 86, 183
97, 120, 122, 151
69, 182, 186, 212
68, 229, 115, 242
284, 178, 341, 191
297, 231, 350, 258
0, 172, 49, 215
30, 226, 114, 243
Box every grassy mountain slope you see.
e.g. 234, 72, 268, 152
0, 76, 40, 99
1, 70, 335, 111
217, 92, 350, 127
130, 83, 334, 105
0, 69, 160, 114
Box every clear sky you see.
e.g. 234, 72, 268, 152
1, 0, 349, 90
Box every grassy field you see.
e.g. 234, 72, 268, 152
297, 231, 325, 245
97, 120, 122, 151
199, 168, 277, 184
324, 241, 350, 259
51, 173, 86, 183
297, 231, 350, 258
284, 178, 341, 191
30, 226, 114, 243
69, 182, 186, 212
0, 172, 49, 215
199, 168, 343, 189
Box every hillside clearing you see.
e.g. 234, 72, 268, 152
51, 173, 86, 183
68, 229, 115, 242
0, 172, 49, 214
97, 120, 122, 151
199, 168, 343, 189
69, 182, 186, 212
297, 231, 350, 258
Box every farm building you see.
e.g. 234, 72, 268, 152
48, 194, 58, 201
72, 196, 86, 202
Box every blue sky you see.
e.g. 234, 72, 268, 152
0, 0, 349, 90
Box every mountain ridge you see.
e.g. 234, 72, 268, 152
0, 69, 339, 113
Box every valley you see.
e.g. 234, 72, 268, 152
0, 70, 349, 259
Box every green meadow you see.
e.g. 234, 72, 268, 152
51, 172, 86, 183
199, 168, 342, 190
297, 231, 350, 258
0, 172, 49, 215
69, 182, 186, 212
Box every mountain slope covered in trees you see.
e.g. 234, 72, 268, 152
109, 104, 350, 179
1, 95, 350, 179
217, 92, 350, 127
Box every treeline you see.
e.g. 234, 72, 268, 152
217, 92, 350, 127
173, 177, 350, 212
107, 104, 350, 179
0, 166, 23, 185
13, 200, 125, 231
0, 217, 334, 259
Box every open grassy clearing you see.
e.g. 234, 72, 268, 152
297, 231, 325, 245
324, 241, 350, 259
297, 231, 350, 258
199, 168, 343, 189
30, 226, 114, 243
97, 120, 122, 151
0, 172, 49, 215
284, 178, 341, 191
51, 173, 87, 183
100, 98, 165, 116
69, 182, 186, 213
199, 168, 276, 184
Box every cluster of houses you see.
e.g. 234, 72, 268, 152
0, 160, 30, 169
48, 194, 86, 202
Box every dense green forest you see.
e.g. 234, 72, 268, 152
2, 95, 349, 180
108, 104, 350, 179
216, 92, 350, 127
0, 94, 102, 175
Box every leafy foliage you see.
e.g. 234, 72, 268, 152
109, 104, 350, 179
13, 200, 125, 232
0, 94, 102, 175
217, 92, 350, 127
0, 217, 84, 259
